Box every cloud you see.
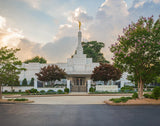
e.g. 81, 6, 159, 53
20, 0, 41, 9
153, 0, 160, 3
0, 16, 24, 47
0, 16, 6, 29
1, 0, 160, 64
134, 1, 145, 8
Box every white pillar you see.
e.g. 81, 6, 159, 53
120, 81, 125, 88
67, 80, 70, 91
34, 76, 37, 89
87, 80, 91, 93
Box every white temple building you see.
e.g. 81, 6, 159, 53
19, 26, 132, 92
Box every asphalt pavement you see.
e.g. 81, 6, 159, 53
0, 104, 160, 126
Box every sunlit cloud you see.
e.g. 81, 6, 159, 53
0, 16, 24, 47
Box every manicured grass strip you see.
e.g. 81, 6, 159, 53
110, 97, 132, 103
14, 98, 28, 101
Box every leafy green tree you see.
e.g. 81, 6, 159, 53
22, 78, 28, 86
91, 63, 122, 84
29, 78, 34, 86
110, 16, 160, 98
24, 56, 47, 64
0, 47, 25, 99
35, 65, 66, 86
82, 41, 109, 63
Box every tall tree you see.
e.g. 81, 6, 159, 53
0, 47, 25, 99
22, 78, 28, 86
29, 78, 34, 86
35, 65, 66, 86
91, 63, 122, 84
24, 56, 47, 64
110, 16, 160, 98
82, 41, 109, 63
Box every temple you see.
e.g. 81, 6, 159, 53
19, 23, 131, 92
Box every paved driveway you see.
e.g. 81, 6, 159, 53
0, 104, 160, 126
26, 96, 122, 104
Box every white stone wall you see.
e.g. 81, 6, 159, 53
2, 86, 64, 92
96, 85, 118, 92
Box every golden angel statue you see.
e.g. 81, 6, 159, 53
78, 21, 81, 30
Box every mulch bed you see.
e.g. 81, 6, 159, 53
0, 99, 34, 104
104, 98, 160, 106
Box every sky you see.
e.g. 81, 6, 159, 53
0, 0, 160, 63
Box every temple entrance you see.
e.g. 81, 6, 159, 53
74, 77, 85, 86
71, 77, 87, 92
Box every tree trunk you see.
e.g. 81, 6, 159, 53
139, 77, 143, 99
0, 84, 2, 99
138, 81, 140, 98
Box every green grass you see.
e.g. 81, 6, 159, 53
110, 97, 133, 103
3, 92, 26, 95
14, 98, 28, 101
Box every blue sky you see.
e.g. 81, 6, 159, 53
0, 0, 160, 63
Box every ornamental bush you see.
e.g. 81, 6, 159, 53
152, 87, 160, 100
29, 88, 38, 93
57, 90, 64, 94
89, 87, 96, 93
132, 92, 138, 99
110, 97, 132, 103
64, 88, 69, 93
40, 90, 46, 94
47, 90, 56, 94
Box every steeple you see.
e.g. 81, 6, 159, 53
76, 21, 83, 55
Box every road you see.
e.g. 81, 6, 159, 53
0, 104, 160, 126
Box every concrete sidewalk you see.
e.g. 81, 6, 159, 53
25, 96, 123, 104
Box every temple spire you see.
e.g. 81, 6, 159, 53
76, 21, 83, 55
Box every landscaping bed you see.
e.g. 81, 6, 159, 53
0, 98, 34, 104
105, 98, 160, 106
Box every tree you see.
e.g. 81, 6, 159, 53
29, 78, 34, 86
0, 47, 25, 99
22, 78, 28, 86
110, 16, 160, 98
35, 65, 66, 86
91, 63, 122, 84
82, 41, 109, 63
24, 56, 47, 64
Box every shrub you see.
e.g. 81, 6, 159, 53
47, 90, 56, 94
19, 90, 22, 93
25, 90, 30, 94
110, 97, 132, 103
64, 88, 69, 93
14, 98, 28, 101
143, 94, 151, 98
89, 87, 96, 93
121, 86, 134, 93
12, 89, 15, 93
8, 99, 13, 101
29, 88, 38, 93
57, 90, 64, 94
152, 87, 160, 100
132, 92, 138, 99
4, 90, 8, 93
40, 90, 46, 94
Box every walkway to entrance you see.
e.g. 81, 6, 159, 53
26, 96, 123, 104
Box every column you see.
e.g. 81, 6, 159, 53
87, 80, 91, 93
34, 76, 38, 89
67, 80, 70, 92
